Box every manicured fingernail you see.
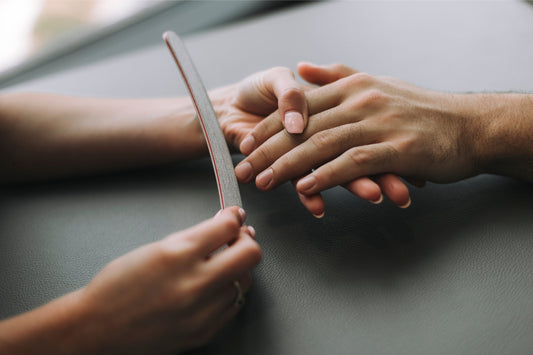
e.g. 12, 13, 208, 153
256, 168, 273, 189
284, 111, 304, 134
370, 194, 383, 204
240, 135, 256, 155
313, 211, 325, 219
247, 226, 256, 239
235, 162, 253, 182
399, 197, 411, 209
297, 175, 316, 193
238, 208, 246, 223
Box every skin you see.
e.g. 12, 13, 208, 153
0, 207, 259, 354
235, 62, 533, 216
0, 67, 308, 183
0, 67, 316, 354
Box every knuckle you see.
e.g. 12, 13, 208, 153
280, 86, 305, 104
154, 243, 191, 270
270, 66, 293, 77
345, 72, 373, 87
330, 62, 347, 73
346, 147, 372, 167
253, 142, 277, 167
319, 162, 342, 182
310, 130, 335, 150
357, 89, 386, 109
381, 143, 400, 164
220, 215, 241, 234
176, 277, 207, 308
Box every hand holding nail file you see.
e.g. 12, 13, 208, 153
163, 31, 242, 209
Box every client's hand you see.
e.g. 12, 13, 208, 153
211, 66, 310, 151
235, 63, 488, 215
235, 63, 415, 216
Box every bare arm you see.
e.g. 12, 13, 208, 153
0, 207, 260, 355
0, 92, 206, 182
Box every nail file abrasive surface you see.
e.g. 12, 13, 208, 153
164, 31, 242, 209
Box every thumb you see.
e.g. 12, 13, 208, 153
297, 62, 358, 86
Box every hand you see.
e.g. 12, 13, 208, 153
210, 66, 310, 152
73, 207, 261, 354
235, 64, 483, 212
235, 63, 415, 216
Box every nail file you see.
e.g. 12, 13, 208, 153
163, 31, 242, 209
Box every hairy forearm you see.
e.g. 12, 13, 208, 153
0, 93, 207, 183
462, 93, 533, 182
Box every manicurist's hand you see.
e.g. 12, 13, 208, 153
0, 207, 261, 354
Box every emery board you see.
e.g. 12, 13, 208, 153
163, 31, 242, 209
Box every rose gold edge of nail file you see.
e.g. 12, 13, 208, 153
163, 31, 242, 210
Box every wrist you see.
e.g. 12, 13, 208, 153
455, 93, 533, 179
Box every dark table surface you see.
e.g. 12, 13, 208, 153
2, 2, 533, 354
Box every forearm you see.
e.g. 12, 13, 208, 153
0, 290, 90, 354
0, 93, 207, 183
462, 93, 533, 182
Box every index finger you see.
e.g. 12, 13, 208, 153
162, 207, 245, 257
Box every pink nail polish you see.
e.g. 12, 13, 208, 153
235, 162, 253, 182
284, 111, 304, 134
297, 175, 316, 192
256, 168, 273, 188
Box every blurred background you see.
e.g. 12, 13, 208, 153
0, 0, 164, 73
0, 0, 300, 88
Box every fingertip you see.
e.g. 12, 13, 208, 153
238, 208, 247, 224
399, 197, 412, 209
370, 194, 383, 204
235, 161, 253, 183
313, 211, 325, 219
296, 190, 325, 218
240, 135, 256, 156
215, 206, 246, 225
247, 225, 256, 239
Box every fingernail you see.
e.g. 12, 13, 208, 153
247, 226, 256, 239
235, 162, 253, 182
256, 168, 273, 189
240, 136, 256, 155
284, 111, 305, 134
214, 209, 223, 218
313, 211, 325, 219
238, 208, 246, 223
399, 197, 411, 209
297, 175, 316, 193
370, 194, 383, 204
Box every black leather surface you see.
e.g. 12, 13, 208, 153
1, 1, 533, 354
